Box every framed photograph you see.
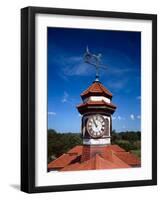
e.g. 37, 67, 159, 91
21, 6, 157, 193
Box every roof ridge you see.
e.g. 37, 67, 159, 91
95, 154, 101, 168
109, 152, 131, 167
81, 81, 112, 98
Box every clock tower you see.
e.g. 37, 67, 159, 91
77, 80, 116, 146
77, 47, 117, 162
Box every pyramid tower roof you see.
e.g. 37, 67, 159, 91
81, 81, 113, 100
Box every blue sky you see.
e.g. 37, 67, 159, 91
47, 27, 141, 133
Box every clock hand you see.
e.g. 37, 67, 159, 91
93, 118, 98, 128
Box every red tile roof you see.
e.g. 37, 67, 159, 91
106, 144, 126, 152
67, 145, 83, 154
81, 81, 112, 99
61, 154, 130, 171
77, 100, 116, 115
48, 153, 78, 169
48, 145, 140, 171
115, 152, 141, 166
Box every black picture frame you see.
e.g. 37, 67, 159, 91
21, 6, 157, 193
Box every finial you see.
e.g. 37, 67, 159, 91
95, 75, 99, 82
86, 45, 89, 54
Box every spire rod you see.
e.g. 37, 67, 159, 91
83, 46, 107, 81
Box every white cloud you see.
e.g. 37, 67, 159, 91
61, 55, 95, 76
52, 54, 92, 77
112, 116, 125, 121
118, 116, 122, 120
48, 112, 56, 116
68, 56, 82, 62
61, 91, 69, 103
118, 116, 125, 120
137, 115, 141, 119
63, 63, 92, 76
130, 114, 135, 120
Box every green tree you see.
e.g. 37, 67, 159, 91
48, 130, 82, 163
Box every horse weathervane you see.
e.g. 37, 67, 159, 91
83, 46, 108, 81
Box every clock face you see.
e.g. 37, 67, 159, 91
87, 115, 107, 138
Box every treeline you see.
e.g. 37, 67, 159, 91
111, 130, 141, 158
48, 129, 141, 163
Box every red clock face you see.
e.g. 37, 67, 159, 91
86, 115, 107, 138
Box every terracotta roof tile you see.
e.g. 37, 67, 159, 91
48, 146, 83, 170
48, 153, 78, 169
48, 145, 140, 171
60, 162, 81, 171
81, 81, 112, 99
102, 151, 131, 167
115, 152, 141, 166
106, 145, 126, 152
67, 145, 83, 154
61, 154, 130, 171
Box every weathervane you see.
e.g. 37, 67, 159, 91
83, 46, 107, 81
